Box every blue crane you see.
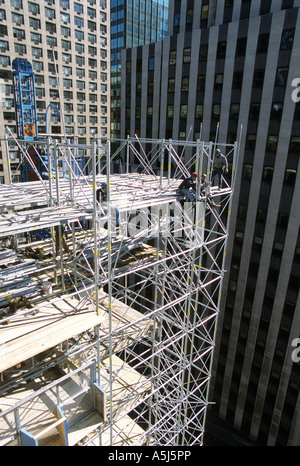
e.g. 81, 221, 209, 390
12, 58, 40, 181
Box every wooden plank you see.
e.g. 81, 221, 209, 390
67, 411, 103, 446
94, 383, 106, 424
0, 297, 105, 373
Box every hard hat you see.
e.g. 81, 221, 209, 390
191, 172, 197, 177
215, 149, 221, 154
101, 181, 107, 188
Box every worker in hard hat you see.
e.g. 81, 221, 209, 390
96, 181, 120, 229
178, 172, 198, 202
200, 174, 221, 208
211, 149, 228, 189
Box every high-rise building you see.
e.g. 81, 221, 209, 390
121, 0, 300, 445
0, 0, 110, 183
110, 0, 169, 140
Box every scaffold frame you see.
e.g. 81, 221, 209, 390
0, 133, 240, 446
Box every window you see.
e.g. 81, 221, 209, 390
266, 135, 278, 152
253, 70, 264, 88
195, 104, 203, 119
249, 103, 260, 119
76, 81, 85, 91
28, 2, 40, 15
62, 66, 72, 76
257, 33, 269, 54
11, 12, 23, 24
232, 71, 243, 89
63, 78, 72, 88
88, 20, 96, 31
75, 16, 84, 27
0, 24, 7, 36
167, 105, 174, 118
270, 103, 283, 120
13, 28, 25, 40
212, 104, 221, 118
276, 68, 289, 86
11, 0, 22, 8
236, 37, 247, 56
186, 9, 193, 24
87, 7, 96, 18
32, 61, 43, 72
88, 46, 96, 56
136, 83, 141, 96
245, 134, 256, 151
32, 47, 42, 58
197, 75, 205, 91
46, 22, 56, 34
62, 53, 71, 63
169, 50, 176, 66
0, 55, 10, 65
199, 44, 208, 61
30, 32, 41, 43
76, 68, 85, 78
89, 58, 97, 68
174, 12, 180, 27
60, 0, 69, 8
74, 2, 83, 14
47, 36, 57, 47
60, 12, 70, 23
88, 34, 96, 44
201, 5, 209, 19
61, 40, 71, 50
217, 41, 226, 59
230, 103, 239, 119
148, 56, 154, 71
76, 56, 84, 66
45, 7, 55, 19
75, 43, 84, 54
61, 26, 71, 37
15, 43, 26, 54
183, 48, 191, 64
35, 87, 45, 98
182, 77, 189, 92
214, 73, 223, 90
280, 28, 294, 50
180, 105, 188, 118
49, 76, 57, 86
30, 18, 40, 29
75, 30, 84, 41
89, 70, 97, 79
168, 78, 175, 93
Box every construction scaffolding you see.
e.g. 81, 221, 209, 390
0, 134, 239, 446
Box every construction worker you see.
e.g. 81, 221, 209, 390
211, 149, 228, 189
96, 182, 120, 228
178, 172, 198, 202
200, 174, 221, 208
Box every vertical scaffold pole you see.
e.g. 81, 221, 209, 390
106, 140, 114, 444
92, 135, 100, 315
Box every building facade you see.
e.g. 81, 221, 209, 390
121, 0, 300, 445
0, 0, 110, 183
110, 0, 169, 140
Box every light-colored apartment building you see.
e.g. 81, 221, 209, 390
0, 0, 110, 183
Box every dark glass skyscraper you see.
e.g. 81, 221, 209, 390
111, 0, 169, 140
121, 0, 300, 445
